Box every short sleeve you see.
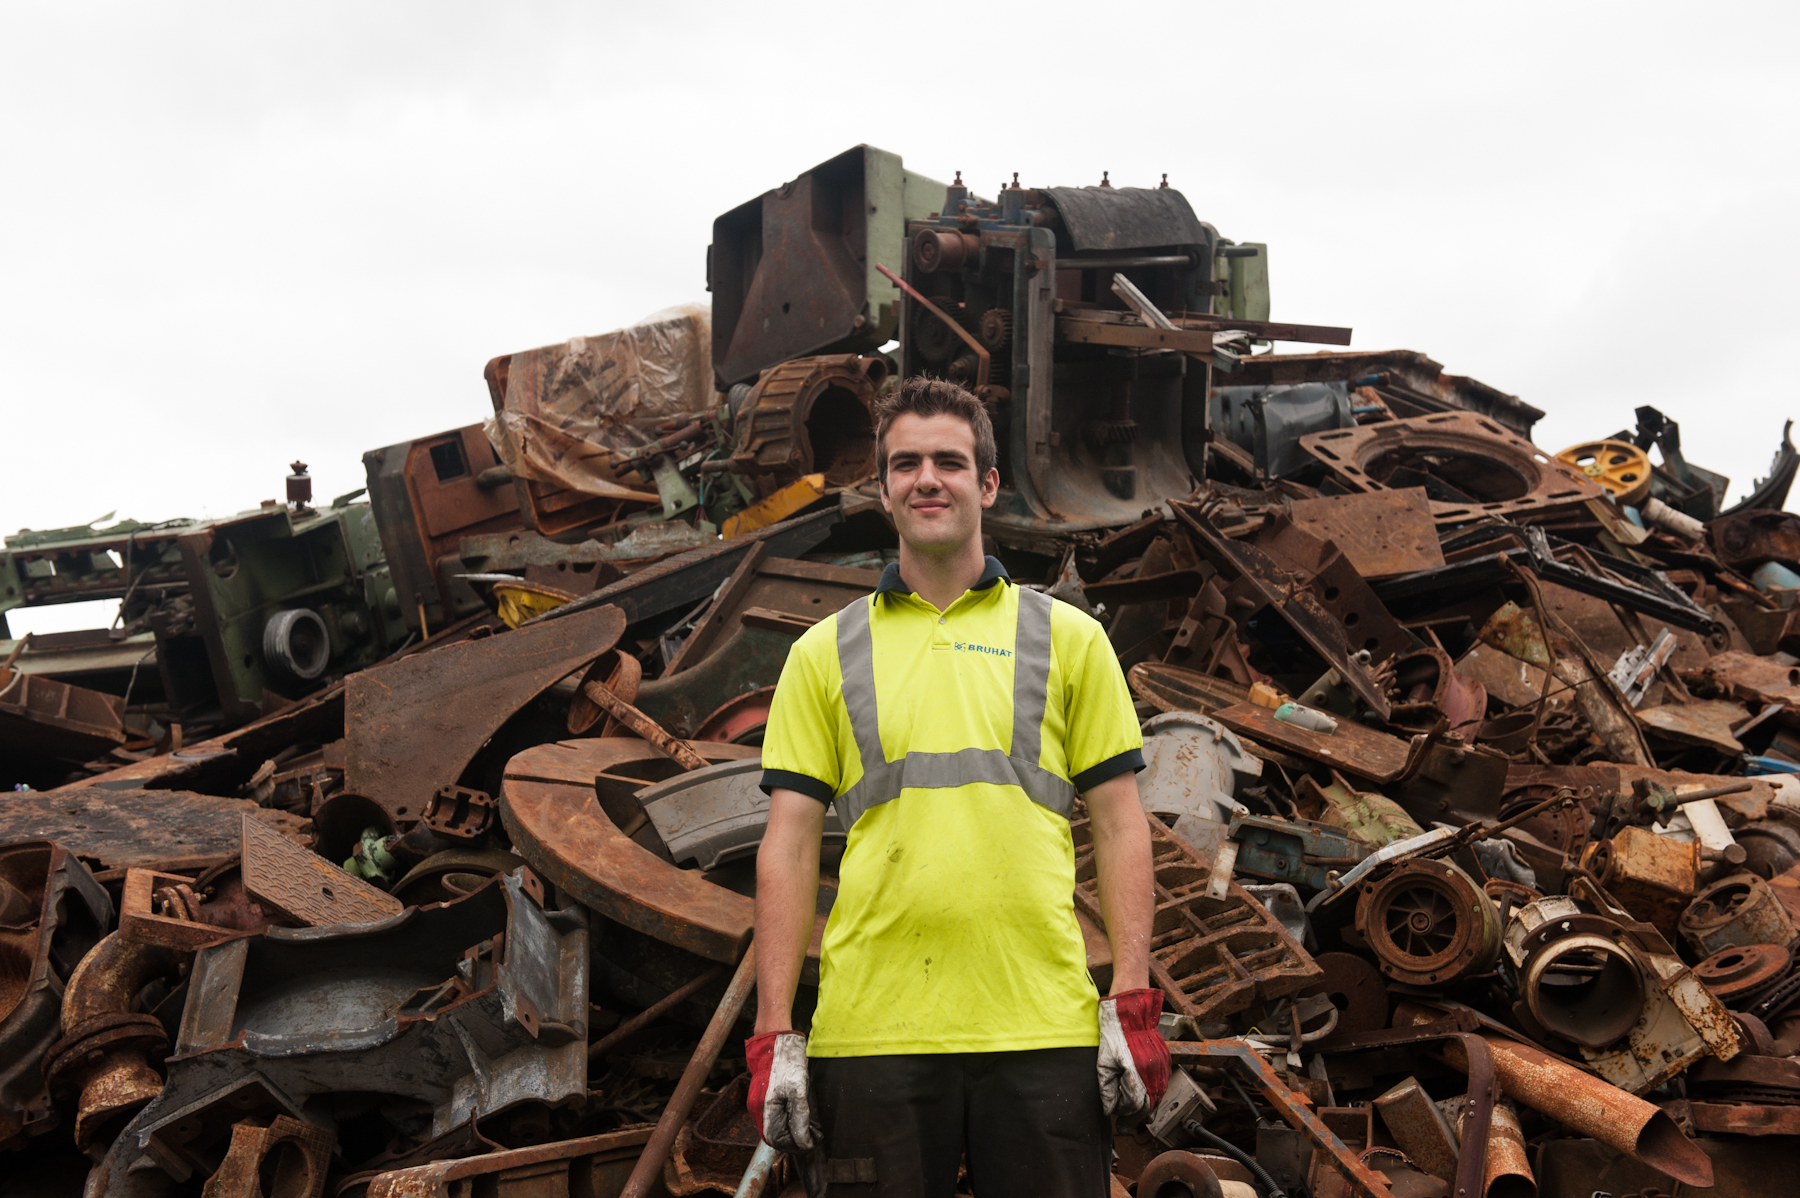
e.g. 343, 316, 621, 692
1055, 607, 1145, 792
758, 618, 845, 805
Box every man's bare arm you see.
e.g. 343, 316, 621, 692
1084, 770, 1154, 995
753, 787, 827, 1033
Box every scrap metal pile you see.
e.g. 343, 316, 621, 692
3, 144, 1800, 1196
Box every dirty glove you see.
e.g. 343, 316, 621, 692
746, 1030, 816, 1151
1098, 989, 1170, 1119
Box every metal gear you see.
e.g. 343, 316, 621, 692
977, 307, 1013, 353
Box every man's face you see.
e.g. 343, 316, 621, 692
879, 412, 999, 556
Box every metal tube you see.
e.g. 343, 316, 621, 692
1057, 255, 1193, 270
587, 964, 729, 1063
734, 1140, 782, 1198
619, 945, 758, 1198
1395, 1003, 1712, 1188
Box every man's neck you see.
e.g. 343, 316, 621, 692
897, 540, 988, 611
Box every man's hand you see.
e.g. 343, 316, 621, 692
746, 1029, 816, 1150
1097, 988, 1170, 1118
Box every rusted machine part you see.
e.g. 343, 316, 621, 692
1128, 661, 1251, 715
1519, 931, 1646, 1049
0, 842, 112, 1152
344, 602, 627, 821
694, 686, 776, 745
390, 847, 524, 906
1680, 872, 1795, 958
576, 673, 711, 772
1386, 646, 1486, 736
1137, 1151, 1225, 1198
1737, 816, 1800, 880
1695, 943, 1792, 1005
1072, 808, 1320, 1019
1302, 953, 1391, 1036
619, 946, 758, 1198
117, 866, 275, 953
503, 738, 802, 967
1448, 1098, 1535, 1198
1709, 507, 1800, 572
365, 1125, 655, 1198
728, 354, 885, 488
1297, 412, 1604, 524
567, 647, 641, 736
1167, 1040, 1397, 1198
0, 666, 127, 765
1687, 1051, 1800, 1111
419, 785, 495, 841
42, 931, 176, 1150
1355, 860, 1500, 986
1580, 827, 1697, 939
1393, 1003, 1713, 1188
199, 1115, 333, 1198
1372, 1076, 1460, 1184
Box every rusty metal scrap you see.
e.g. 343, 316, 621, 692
15, 149, 1800, 1194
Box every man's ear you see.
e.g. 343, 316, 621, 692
878, 473, 893, 514
979, 467, 1000, 509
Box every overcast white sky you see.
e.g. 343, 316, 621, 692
4, 2, 1797, 634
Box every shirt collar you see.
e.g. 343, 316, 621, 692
875, 556, 1011, 599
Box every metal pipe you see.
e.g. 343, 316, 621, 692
587, 964, 729, 1063
1394, 1003, 1712, 1188
734, 1140, 782, 1198
619, 944, 758, 1198
1454, 1099, 1535, 1198
1058, 255, 1193, 270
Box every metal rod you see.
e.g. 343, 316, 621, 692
619, 944, 758, 1198
1057, 254, 1192, 270
588, 964, 729, 1063
579, 679, 710, 771
734, 1140, 782, 1198
874, 262, 990, 389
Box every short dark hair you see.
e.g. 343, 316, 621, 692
872, 376, 997, 484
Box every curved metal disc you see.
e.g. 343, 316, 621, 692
502, 737, 826, 972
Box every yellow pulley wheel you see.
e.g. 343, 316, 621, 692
1555, 439, 1653, 506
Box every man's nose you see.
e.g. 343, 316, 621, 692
915, 461, 941, 491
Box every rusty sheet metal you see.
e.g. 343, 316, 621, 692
1211, 702, 1430, 784
200, 1115, 333, 1198
346, 603, 627, 820
1286, 489, 1445, 579
1637, 698, 1748, 753
0, 666, 126, 764
1073, 807, 1320, 1018
666, 555, 878, 672
1168, 1041, 1396, 1198
1455, 642, 1548, 708
1127, 662, 1251, 714
239, 813, 402, 927
1393, 1003, 1713, 1188
1705, 648, 1800, 706
366, 1125, 654, 1197
502, 737, 825, 968
1372, 1076, 1460, 1182
1685, 1098, 1800, 1136
0, 789, 307, 872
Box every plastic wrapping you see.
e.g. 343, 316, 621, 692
485, 303, 713, 501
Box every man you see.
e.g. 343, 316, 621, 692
745, 376, 1169, 1198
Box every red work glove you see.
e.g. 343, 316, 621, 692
746, 1030, 816, 1151
1097, 988, 1170, 1118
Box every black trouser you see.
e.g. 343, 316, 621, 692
808, 1048, 1110, 1198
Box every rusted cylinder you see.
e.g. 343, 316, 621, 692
912, 228, 980, 274
1451, 1098, 1535, 1198
1395, 1003, 1711, 1188
1521, 933, 1645, 1048
1137, 1151, 1225, 1198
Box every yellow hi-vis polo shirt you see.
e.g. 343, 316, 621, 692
759, 557, 1144, 1057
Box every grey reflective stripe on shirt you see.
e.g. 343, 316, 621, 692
832, 587, 1076, 829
